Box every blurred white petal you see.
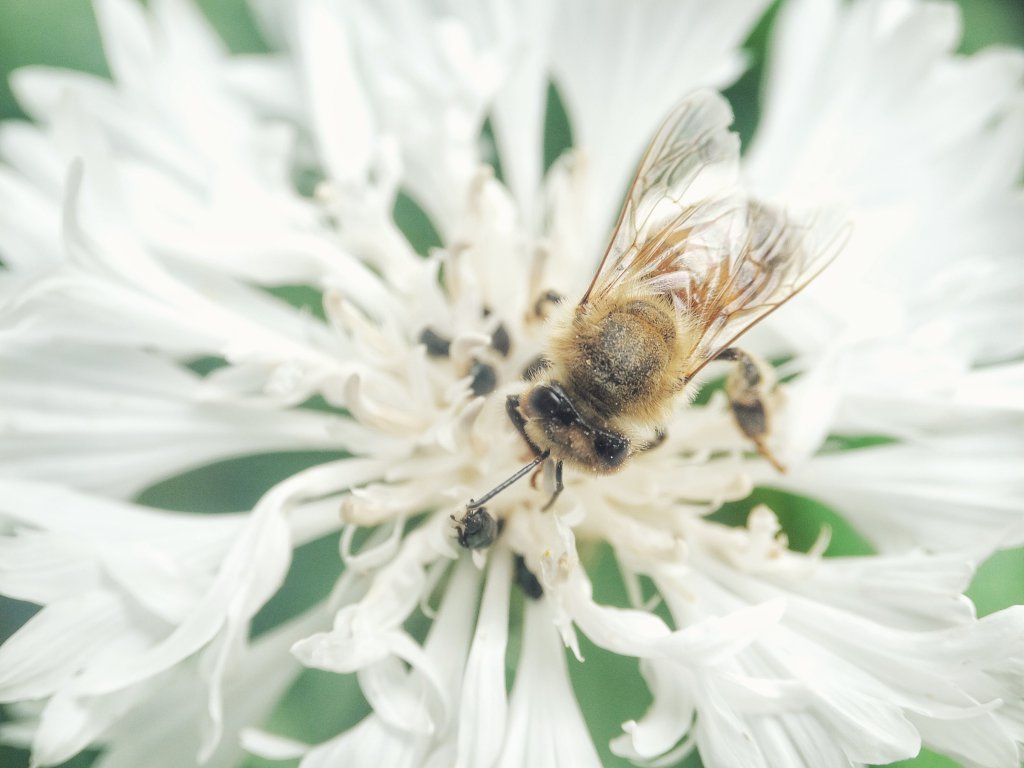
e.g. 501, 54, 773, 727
552, 0, 770, 256
495, 598, 602, 768
0, 343, 353, 496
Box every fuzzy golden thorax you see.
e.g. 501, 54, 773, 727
518, 287, 699, 472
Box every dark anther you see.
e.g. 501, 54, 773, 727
453, 507, 498, 549
533, 289, 564, 318
491, 323, 511, 357
521, 355, 550, 381
418, 327, 451, 358
593, 431, 629, 468
470, 359, 498, 396
514, 555, 543, 599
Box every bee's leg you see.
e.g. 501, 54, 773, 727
497, 394, 564, 511
521, 355, 551, 381
718, 347, 786, 473
506, 394, 543, 455
541, 460, 564, 512
639, 427, 667, 452
464, 395, 558, 512
466, 451, 549, 511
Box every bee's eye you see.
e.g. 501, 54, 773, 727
593, 431, 629, 468
528, 385, 576, 426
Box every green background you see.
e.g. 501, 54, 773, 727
0, 1, 1022, 767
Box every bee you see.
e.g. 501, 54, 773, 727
461, 90, 842, 528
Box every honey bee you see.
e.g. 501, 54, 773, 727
461, 90, 842, 527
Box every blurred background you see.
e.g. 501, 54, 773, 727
0, 1, 1022, 767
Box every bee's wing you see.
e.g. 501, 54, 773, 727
580, 89, 740, 306
579, 90, 846, 379
668, 203, 848, 380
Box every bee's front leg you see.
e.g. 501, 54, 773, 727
507, 394, 563, 511
540, 460, 564, 512
717, 348, 786, 473
639, 427, 667, 452
506, 394, 543, 455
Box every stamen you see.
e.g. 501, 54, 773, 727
491, 323, 511, 356
514, 555, 543, 599
418, 327, 452, 357
469, 359, 498, 396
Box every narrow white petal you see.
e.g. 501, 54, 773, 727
31, 689, 131, 768
94, 606, 329, 768
746, 0, 1024, 368
300, 716, 419, 768
611, 656, 696, 762
640, 517, 1024, 767
773, 429, 1024, 552
296, 0, 374, 184
0, 593, 127, 702
93, 0, 156, 93
0, 167, 62, 273
456, 547, 512, 768
0, 343, 351, 497
239, 728, 310, 760
489, 0, 551, 222
551, 0, 769, 252
496, 598, 601, 768
291, 549, 482, 766
559, 566, 786, 664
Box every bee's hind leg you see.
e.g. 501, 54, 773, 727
717, 347, 786, 473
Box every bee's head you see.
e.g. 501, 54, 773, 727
522, 383, 630, 473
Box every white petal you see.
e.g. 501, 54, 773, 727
496, 598, 601, 768
551, 0, 770, 253
559, 566, 786, 664
300, 716, 420, 768
295, 0, 374, 184
610, 656, 695, 761
93, 0, 156, 93
456, 547, 512, 768
0, 480, 239, 611
240, 728, 310, 761
95, 606, 328, 768
746, 0, 1024, 368
652, 518, 1024, 767
53, 459, 362, 703
0, 593, 127, 702
0, 166, 63, 273
0, 343, 350, 497
31, 689, 133, 768
489, 0, 551, 223
773, 428, 1024, 552
292, 549, 482, 766
292, 519, 449, 673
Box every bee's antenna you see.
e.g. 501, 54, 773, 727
467, 450, 551, 510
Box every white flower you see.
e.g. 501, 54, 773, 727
1, 0, 1022, 767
